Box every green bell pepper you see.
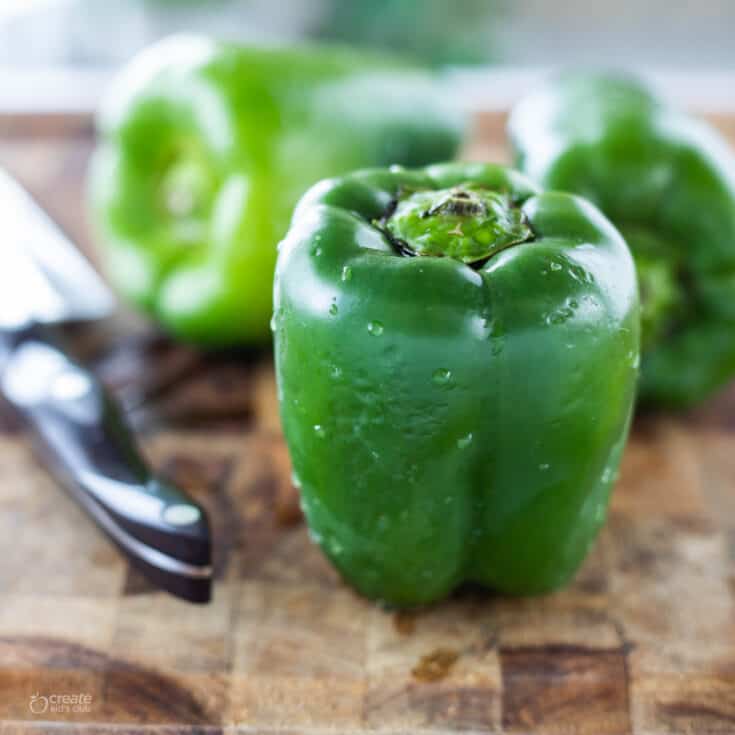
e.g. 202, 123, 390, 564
89, 36, 464, 346
273, 162, 639, 607
509, 72, 735, 407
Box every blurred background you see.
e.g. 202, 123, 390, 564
1, 0, 733, 113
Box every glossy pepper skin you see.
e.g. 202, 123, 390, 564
273, 162, 639, 607
89, 36, 464, 346
509, 73, 735, 407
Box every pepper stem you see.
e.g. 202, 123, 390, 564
160, 158, 213, 218
619, 225, 684, 349
157, 141, 216, 245
382, 184, 532, 265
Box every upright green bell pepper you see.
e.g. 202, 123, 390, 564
89, 35, 464, 346
509, 72, 735, 407
274, 162, 639, 607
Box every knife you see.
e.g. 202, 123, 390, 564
0, 169, 212, 603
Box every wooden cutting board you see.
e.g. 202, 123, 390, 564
1, 111, 735, 735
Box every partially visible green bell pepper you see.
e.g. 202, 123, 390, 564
274, 162, 639, 607
509, 72, 735, 407
89, 35, 464, 346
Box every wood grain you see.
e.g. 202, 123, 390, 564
1, 111, 735, 734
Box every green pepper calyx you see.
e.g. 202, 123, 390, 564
157, 143, 216, 245
381, 184, 533, 266
619, 225, 685, 350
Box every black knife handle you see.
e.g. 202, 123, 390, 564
0, 332, 212, 602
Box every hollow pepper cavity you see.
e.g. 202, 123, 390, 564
273, 162, 640, 606
89, 36, 464, 346
509, 72, 735, 407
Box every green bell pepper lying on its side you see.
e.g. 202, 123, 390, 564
509, 73, 735, 407
89, 36, 464, 346
274, 162, 640, 607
